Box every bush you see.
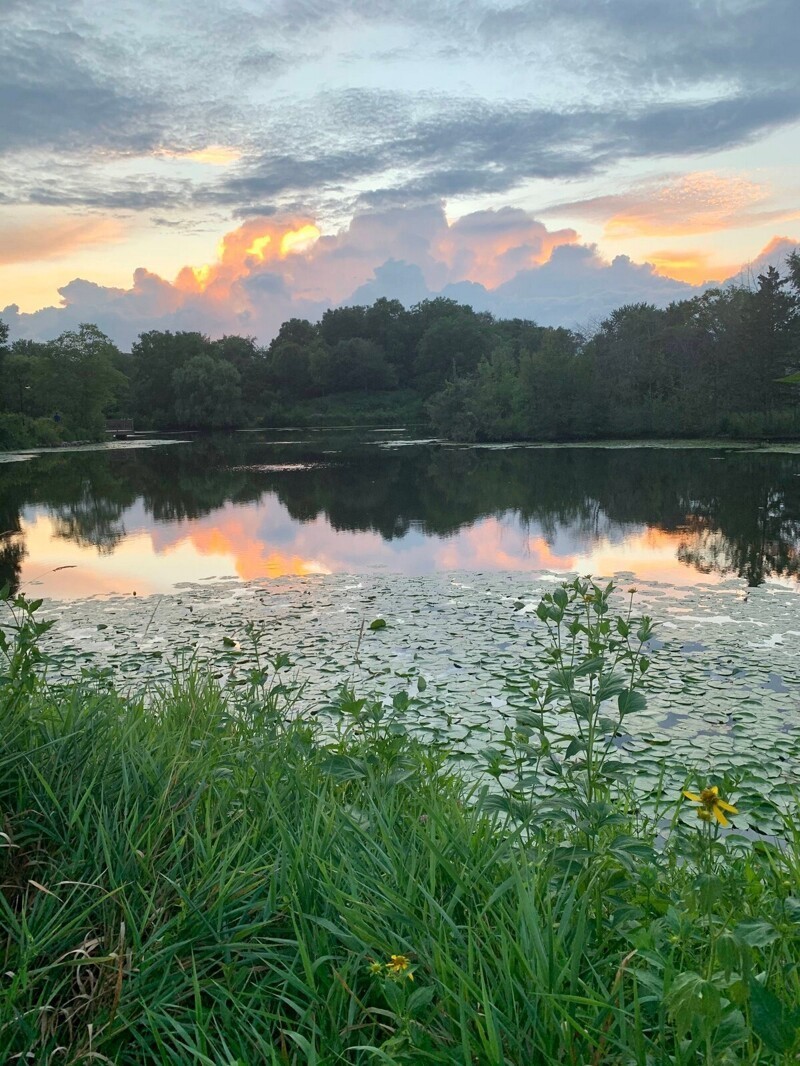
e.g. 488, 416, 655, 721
0, 412, 62, 449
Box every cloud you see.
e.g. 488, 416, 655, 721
435, 207, 578, 287
4, 202, 797, 347
728, 235, 800, 286
544, 172, 789, 238
3, 2, 799, 218
160, 146, 243, 167
0, 217, 126, 265
478, 0, 799, 93
204, 91, 800, 216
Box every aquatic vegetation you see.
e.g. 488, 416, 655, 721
1, 586, 800, 1063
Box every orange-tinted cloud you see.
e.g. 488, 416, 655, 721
159, 145, 242, 166
182, 521, 330, 580
645, 249, 733, 285
546, 171, 799, 239
173, 216, 321, 298
435, 207, 578, 288
0, 217, 126, 265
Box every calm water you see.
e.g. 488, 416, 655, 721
2, 430, 800, 599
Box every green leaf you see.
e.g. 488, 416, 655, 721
618, 689, 647, 715
735, 919, 780, 948
369, 618, 387, 631
666, 971, 721, 1037
407, 985, 435, 1013
573, 656, 604, 678
222, 636, 236, 647
749, 978, 800, 1053
596, 671, 627, 702
568, 693, 594, 720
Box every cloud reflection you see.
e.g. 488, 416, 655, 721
16, 498, 729, 600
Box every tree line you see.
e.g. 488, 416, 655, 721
1, 252, 799, 448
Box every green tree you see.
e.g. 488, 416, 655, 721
517, 328, 581, 439
319, 306, 369, 348
172, 355, 243, 429
743, 266, 798, 416
315, 338, 397, 393
1, 326, 125, 438
0, 318, 8, 392
132, 331, 213, 428
414, 311, 491, 395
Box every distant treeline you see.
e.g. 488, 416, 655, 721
1, 253, 799, 447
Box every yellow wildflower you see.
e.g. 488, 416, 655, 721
682, 786, 738, 828
387, 954, 414, 980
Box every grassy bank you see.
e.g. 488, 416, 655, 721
260, 389, 427, 429
2, 586, 800, 1063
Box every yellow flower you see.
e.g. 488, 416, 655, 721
387, 954, 414, 980
682, 786, 738, 828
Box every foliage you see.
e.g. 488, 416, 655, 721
0, 413, 62, 449
0, 325, 126, 442
1, 587, 800, 1063
172, 353, 243, 429
2, 251, 799, 441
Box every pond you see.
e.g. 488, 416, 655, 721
2, 430, 800, 827
2, 429, 800, 598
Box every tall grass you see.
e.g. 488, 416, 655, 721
2, 591, 799, 1063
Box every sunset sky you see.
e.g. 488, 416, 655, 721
2, 0, 799, 346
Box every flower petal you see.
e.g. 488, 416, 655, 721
712, 807, 730, 828
683, 791, 702, 802
717, 800, 738, 814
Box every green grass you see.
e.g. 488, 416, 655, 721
261, 389, 427, 429
2, 597, 800, 1063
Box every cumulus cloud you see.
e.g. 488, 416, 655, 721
7, 204, 795, 348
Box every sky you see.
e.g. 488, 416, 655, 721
1, 0, 799, 348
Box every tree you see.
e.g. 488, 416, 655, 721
314, 338, 397, 393
743, 266, 798, 416
0, 318, 8, 389
211, 334, 269, 416
268, 320, 324, 399
0, 325, 125, 438
414, 311, 491, 395
517, 328, 581, 439
319, 306, 369, 348
131, 331, 213, 427
173, 355, 243, 429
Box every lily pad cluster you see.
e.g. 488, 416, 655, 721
26, 569, 800, 828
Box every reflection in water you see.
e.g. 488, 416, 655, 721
1, 433, 799, 598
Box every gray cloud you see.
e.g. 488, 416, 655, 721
2, 0, 798, 216
0, 24, 164, 156
204, 88, 800, 215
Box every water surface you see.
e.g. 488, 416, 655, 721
2, 430, 799, 598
